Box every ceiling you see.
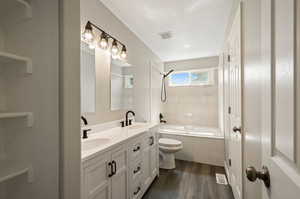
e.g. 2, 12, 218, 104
100, 0, 233, 62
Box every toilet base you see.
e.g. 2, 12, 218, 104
159, 152, 176, 169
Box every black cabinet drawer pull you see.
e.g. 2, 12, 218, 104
108, 162, 113, 177
149, 136, 154, 146
112, 160, 117, 175
133, 187, 141, 195
133, 146, 140, 152
133, 166, 141, 174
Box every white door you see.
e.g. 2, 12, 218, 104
228, 6, 243, 199
111, 146, 127, 199
248, 0, 300, 198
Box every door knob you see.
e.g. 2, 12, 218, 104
246, 166, 270, 188
233, 126, 241, 133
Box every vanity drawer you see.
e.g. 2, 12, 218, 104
130, 158, 142, 179
128, 136, 143, 160
142, 132, 155, 148
130, 178, 143, 199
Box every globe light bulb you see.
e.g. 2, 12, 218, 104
99, 34, 108, 49
120, 46, 127, 59
82, 22, 94, 42
89, 41, 96, 49
83, 30, 93, 41
111, 53, 119, 60
111, 40, 119, 55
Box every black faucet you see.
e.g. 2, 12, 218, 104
125, 110, 135, 126
81, 116, 91, 139
159, 113, 167, 123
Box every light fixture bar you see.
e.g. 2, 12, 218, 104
86, 21, 126, 47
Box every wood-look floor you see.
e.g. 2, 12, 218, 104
143, 160, 234, 199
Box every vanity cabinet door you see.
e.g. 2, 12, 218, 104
130, 178, 143, 199
141, 144, 151, 189
141, 132, 155, 190
149, 134, 158, 179
82, 153, 111, 199
111, 146, 127, 199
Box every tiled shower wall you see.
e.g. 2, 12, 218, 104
163, 56, 219, 128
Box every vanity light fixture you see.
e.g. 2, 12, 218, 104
120, 46, 127, 59
82, 21, 128, 60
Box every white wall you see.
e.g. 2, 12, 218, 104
163, 56, 219, 127
0, 27, 4, 50
150, 61, 164, 124
81, 0, 163, 125
0, 1, 60, 199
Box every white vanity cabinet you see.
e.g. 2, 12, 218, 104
81, 145, 127, 199
82, 129, 159, 199
128, 135, 144, 199
128, 131, 158, 199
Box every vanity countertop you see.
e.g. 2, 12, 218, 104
81, 122, 158, 162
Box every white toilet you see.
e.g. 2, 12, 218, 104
159, 138, 183, 169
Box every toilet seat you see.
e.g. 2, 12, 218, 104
159, 138, 182, 147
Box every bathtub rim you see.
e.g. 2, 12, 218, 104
158, 130, 224, 140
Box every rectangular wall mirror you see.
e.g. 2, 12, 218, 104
110, 59, 134, 111
80, 42, 96, 113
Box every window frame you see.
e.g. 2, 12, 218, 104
168, 68, 215, 87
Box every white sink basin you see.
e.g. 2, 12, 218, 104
82, 138, 111, 151
128, 124, 148, 130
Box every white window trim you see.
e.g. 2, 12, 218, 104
168, 68, 216, 87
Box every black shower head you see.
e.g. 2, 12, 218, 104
164, 69, 174, 78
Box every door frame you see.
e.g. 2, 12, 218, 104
59, 0, 81, 199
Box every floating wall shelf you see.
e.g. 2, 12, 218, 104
0, 112, 34, 127
0, 162, 33, 183
0, 51, 33, 74
0, 0, 32, 24
16, 0, 32, 19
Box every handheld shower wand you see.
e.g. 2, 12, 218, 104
161, 69, 174, 102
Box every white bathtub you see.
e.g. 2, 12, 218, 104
159, 124, 223, 138
159, 124, 225, 166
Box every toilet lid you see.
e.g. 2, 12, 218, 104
159, 138, 182, 147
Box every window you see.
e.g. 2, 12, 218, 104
169, 69, 214, 87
